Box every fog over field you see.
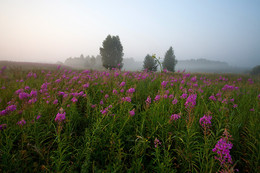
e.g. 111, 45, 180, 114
0, 0, 259, 69
0, 1, 260, 172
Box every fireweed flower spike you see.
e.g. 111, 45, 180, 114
212, 129, 237, 172
180, 93, 187, 99
112, 89, 118, 94
199, 114, 212, 128
145, 96, 151, 105
209, 95, 216, 101
55, 108, 66, 123
172, 98, 178, 105
122, 97, 131, 103
212, 137, 233, 165
154, 95, 160, 102
53, 99, 58, 104
127, 88, 135, 94
161, 81, 168, 88
154, 138, 162, 148
71, 97, 78, 103
0, 124, 7, 130
17, 119, 26, 126
184, 94, 197, 108
129, 109, 135, 116
119, 81, 125, 87
170, 114, 181, 121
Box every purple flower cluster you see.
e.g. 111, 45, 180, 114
83, 83, 89, 88
248, 78, 254, 84
0, 104, 16, 116
55, 112, 66, 123
122, 97, 131, 103
16, 88, 38, 104
36, 115, 41, 120
145, 96, 151, 105
112, 89, 118, 94
19, 92, 30, 100
55, 79, 62, 83
30, 90, 37, 97
191, 76, 197, 82
184, 94, 197, 108
6, 104, 17, 112
17, 119, 26, 126
127, 88, 135, 94
170, 114, 181, 121
27, 72, 37, 78
0, 124, 7, 130
154, 138, 162, 148
129, 109, 135, 116
209, 95, 216, 101
222, 84, 235, 91
199, 115, 212, 128
119, 81, 126, 87
212, 137, 233, 165
0, 66, 7, 74
71, 97, 78, 103
172, 98, 178, 105
161, 81, 168, 88
53, 99, 58, 104
100, 109, 108, 115
154, 95, 160, 102
180, 93, 187, 99
100, 105, 112, 115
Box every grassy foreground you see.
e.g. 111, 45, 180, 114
0, 66, 259, 172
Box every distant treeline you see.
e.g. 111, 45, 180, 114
64, 54, 104, 70
63, 55, 250, 73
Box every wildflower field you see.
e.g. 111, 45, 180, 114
0, 66, 259, 172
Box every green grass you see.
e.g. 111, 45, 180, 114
0, 67, 259, 172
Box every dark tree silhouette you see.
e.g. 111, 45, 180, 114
143, 54, 158, 72
251, 65, 260, 75
100, 35, 124, 70
162, 46, 177, 72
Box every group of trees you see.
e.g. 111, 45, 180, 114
64, 55, 103, 69
99, 35, 177, 72
65, 35, 258, 74
143, 47, 177, 72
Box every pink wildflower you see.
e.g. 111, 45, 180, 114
154, 138, 162, 148
129, 109, 135, 116
55, 112, 66, 123
170, 114, 181, 121
17, 119, 26, 126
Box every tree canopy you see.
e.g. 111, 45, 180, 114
143, 54, 158, 72
162, 46, 177, 72
100, 35, 124, 70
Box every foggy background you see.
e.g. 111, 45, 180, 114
0, 0, 259, 70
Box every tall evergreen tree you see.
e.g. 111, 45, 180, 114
143, 54, 158, 72
100, 35, 124, 70
162, 47, 177, 72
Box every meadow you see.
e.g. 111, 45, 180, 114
0, 65, 259, 172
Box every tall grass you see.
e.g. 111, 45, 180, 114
0, 66, 259, 172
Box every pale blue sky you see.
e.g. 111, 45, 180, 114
0, 0, 259, 67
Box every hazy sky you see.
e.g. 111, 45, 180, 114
0, 0, 259, 67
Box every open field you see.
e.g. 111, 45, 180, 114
0, 65, 259, 172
